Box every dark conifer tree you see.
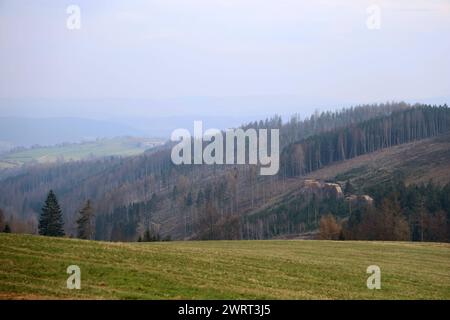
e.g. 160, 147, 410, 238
0, 208, 5, 232
4, 224, 11, 233
39, 190, 65, 237
76, 200, 95, 240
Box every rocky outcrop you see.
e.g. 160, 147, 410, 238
346, 194, 374, 206
300, 180, 344, 199
323, 183, 344, 199
300, 179, 373, 206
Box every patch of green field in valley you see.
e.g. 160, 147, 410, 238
0, 137, 164, 169
0, 233, 449, 299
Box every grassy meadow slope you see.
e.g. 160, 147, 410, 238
0, 233, 449, 299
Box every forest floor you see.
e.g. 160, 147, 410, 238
0, 233, 449, 299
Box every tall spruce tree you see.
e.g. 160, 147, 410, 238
3, 224, 11, 233
39, 190, 65, 237
76, 200, 95, 240
0, 208, 5, 232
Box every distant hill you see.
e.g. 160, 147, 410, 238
0, 117, 145, 150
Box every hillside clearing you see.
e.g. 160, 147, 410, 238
0, 234, 449, 299
306, 133, 450, 187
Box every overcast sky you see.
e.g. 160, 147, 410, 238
0, 0, 449, 118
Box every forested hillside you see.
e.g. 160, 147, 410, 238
1, 103, 449, 241
281, 105, 450, 176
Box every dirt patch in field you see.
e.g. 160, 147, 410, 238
0, 292, 55, 300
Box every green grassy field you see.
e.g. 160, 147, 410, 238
0, 137, 164, 169
0, 233, 449, 299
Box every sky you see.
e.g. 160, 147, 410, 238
0, 0, 449, 119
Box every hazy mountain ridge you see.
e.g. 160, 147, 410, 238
0, 117, 144, 149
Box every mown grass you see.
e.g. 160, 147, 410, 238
0, 233, 449, 299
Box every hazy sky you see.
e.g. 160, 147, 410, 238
0, 0, 449, 118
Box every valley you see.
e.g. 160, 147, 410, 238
0, 136, 165, 170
